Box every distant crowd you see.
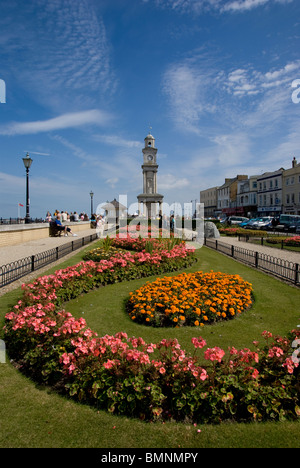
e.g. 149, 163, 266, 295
45, 210, 91, 222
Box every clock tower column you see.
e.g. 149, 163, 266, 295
137, 132, 164, 218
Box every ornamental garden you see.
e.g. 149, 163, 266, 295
2, 226, 300, 427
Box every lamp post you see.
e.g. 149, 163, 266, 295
22, 153, 33, 224
89, 190, 94, 218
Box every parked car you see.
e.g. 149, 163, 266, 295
228, 216, 249, 225
239, 219, 251, 228
251, 217, 274, 230
295, 221, 300, 234
243, 218, 260, 229
276, 214, 300, 232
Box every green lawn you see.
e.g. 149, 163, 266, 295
0, 244, 299, 448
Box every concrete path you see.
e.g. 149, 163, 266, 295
215, 235, 300, 264
0, 228, 97, 265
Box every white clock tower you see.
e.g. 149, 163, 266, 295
137, 131, 164, 218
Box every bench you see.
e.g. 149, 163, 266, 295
49, 221, 63, 237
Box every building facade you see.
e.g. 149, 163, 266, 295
200, 186, 219, 218
217, 175, 248, 216
257, 168, 284, 216
282, 157, 300, 215
236, 175, 258, 217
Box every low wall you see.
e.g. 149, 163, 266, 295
0, 222, 92, 247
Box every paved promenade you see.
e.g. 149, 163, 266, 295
0, 227, 97, 265
216, 235, 300, 264
0, 231, 299, 296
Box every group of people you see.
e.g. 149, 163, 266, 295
46, 210, 90, 223
46, 210, 81, 237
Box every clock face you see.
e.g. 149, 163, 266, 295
147, 155, 153, 161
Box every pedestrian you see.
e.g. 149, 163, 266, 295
54, 213, 78, 237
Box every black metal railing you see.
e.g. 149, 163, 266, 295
0, 234, 98, 288
204, 238, 299, 286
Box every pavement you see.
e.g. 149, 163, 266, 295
0, 227, 98, 265
0, 230, 299, 296
216, 235, 300, 264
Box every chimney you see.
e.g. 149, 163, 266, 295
292, 157, 297, 168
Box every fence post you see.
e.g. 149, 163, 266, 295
295, 264, 299, 285
255, 251, 258, 268
215, 240, 218, 250
231, 245, 234, 257
31, 255, 35, 272
56, 246, 59, 260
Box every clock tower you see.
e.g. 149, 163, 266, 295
137, 131, 164, 218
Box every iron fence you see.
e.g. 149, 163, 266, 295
204, 238, 299, 286
0, 233, 98, 288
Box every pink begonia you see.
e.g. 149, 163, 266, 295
283, 358, 299, 374
191, 337, 207, 349
252, 369, 259, 379
204, 347, 225, 363
268, 346, 284, 358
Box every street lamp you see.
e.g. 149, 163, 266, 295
89, 190, 94, 218
22, 152, 33, 224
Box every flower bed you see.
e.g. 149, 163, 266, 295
284, 236, 300, 247
127, 271, 253, 327
3, 239, 300, 424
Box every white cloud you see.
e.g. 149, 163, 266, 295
0, 110, 112, 135
0, 0, 116, 111
143, 0, 293, 14
158, 173, 190, 190
93, 134, 142, 148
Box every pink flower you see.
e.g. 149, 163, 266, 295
204, 347, 225, 363
191, 337, 207, 349
268, 346, 284, 358
159, 367, 166, 374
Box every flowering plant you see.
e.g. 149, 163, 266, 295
2, 236, 300, 424
127, 271, 253, 327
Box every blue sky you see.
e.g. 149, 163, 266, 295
0, 0, 300, 219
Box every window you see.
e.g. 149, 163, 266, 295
292, 193, 295, 203
286, 194, 290, 204
275, 179, 278, 187
270, 180, 273, 188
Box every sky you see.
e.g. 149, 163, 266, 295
0, 0, 300, 219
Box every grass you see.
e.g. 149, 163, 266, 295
0, 243, 300, 448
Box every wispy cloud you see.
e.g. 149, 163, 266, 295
92, 134, 142, 149
142, 0, 293, 14
0, 110, 112, 135
0, 0, 116, 111
222, 0, 293, 13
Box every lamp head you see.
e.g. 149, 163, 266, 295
22, 152, 33, 169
